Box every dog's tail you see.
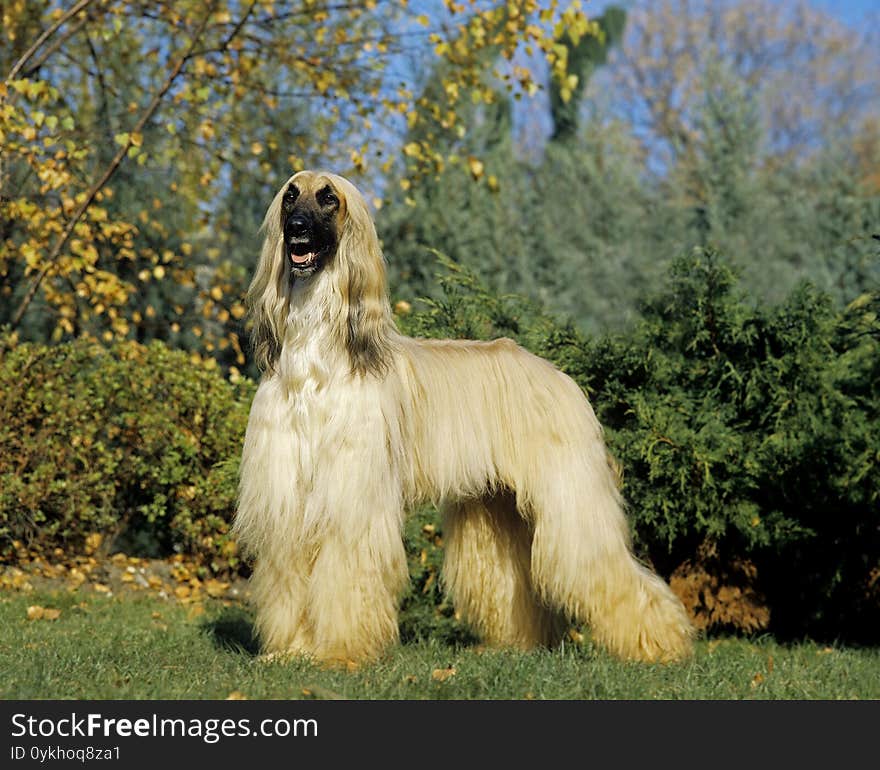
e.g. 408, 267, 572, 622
527, 468, 695, 661
520, 379, 695, 662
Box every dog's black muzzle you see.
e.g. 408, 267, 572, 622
284, 210, 331, 274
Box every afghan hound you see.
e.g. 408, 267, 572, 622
234, 170, 694, 666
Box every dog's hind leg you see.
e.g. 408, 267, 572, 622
441, 493, 566, 649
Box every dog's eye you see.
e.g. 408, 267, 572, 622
318, 187, 339, 208
283, 185, 299, 205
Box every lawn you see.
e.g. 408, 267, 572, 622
1, 589, 876, 700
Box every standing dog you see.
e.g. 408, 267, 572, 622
234, 170, 694, 665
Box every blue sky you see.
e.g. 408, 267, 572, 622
584, 0, 878, 26
810, 0, 877, 25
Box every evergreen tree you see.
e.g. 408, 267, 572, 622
380, 6, 632, 332
380, 96, 535, 304
669, 65, 880, 305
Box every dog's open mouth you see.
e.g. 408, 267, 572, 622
288, 240, 320, 270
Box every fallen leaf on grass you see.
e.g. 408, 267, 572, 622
301, 685, 344, 700
40, 563, 66, 579
204, 579, 230, 598
26, 606, 61, 621
84, 533, 103, 555
432, 667, 456, 683
225, 691, 248, 700
2, 568, 33, 591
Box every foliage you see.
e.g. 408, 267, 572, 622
380, 0, 880, 333
399, 505, 476, 646
380, 7, 631, 328
401, 252, 880, 642
604, 0, 880, 169
548, 4, 627, 141
1, 1, 596, 366
0, 335, 254, 571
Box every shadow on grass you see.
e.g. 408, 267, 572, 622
398, 606, 480, 649
202, 606, 260, 657
201, 604, 479, 658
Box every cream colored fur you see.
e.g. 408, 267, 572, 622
234, 170, 695, 665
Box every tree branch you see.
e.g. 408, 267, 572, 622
5, 0, 98, 82
8, 4, 217, 332
20, 15, 90, 79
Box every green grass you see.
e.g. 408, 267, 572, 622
1, 590, 877, 700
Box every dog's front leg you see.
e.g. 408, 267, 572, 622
299, 431, 409, 666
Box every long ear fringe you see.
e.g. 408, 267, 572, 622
330, 174, 395, 377
246, 184, 291, 373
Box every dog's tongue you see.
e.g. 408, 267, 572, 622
291, 251, 315, 265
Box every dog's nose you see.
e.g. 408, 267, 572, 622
285, 213, 310, 238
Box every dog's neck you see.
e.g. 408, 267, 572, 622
278, 270, 347, 391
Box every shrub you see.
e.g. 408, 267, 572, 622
398, 505, 476, 646
0, 337, 254, 572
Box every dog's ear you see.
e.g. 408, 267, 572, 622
246, 184, 290, 373
333, 178, 393, 376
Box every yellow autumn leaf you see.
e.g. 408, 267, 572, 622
205, 579, 230, 598
431, 667, 456, 682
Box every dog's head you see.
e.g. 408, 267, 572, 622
247, 170, 393, 376
279, 171, 345, 279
